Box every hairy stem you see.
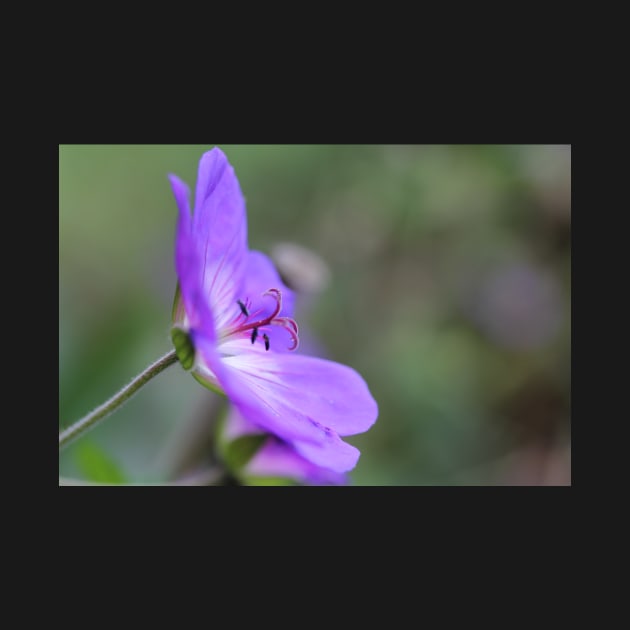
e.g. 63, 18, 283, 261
59, 350, 178, 451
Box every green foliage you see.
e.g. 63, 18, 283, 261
75, 442, 127, 484
240, 475, 296, 486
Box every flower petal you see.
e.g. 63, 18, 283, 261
195, 343, 377, 471
169, 174, 198, 321
192, 148, 249, 327
193, 148, 228, 216
222, 407, 349, 483
289, 435, 359, 477
246, 438, 348, 485
169, 173, 191, 219
243, 250, 295, 316
222, 404, 262, 440
169, 173, 216, 343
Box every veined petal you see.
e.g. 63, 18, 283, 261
192, 148, 249, 326
193, 148, 228, 216
229, 348, 377, 437
199, 343, 377, 471
221, 407, 346, 483
290, 434, 360, 476
170, 173, 216, 344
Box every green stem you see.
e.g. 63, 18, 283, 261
59, 350, 178, 451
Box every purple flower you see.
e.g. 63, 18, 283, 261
220, 407, 348, 485
169, 148, 378, 473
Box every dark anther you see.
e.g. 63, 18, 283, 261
263, 333, 270, 351
237, 299, 249, 317
251, 327, 259, 344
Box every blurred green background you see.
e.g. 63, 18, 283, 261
59, 145, 571, 485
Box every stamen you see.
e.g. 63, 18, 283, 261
261, 288, 283, 321
271, 317, 299, 351
233, 289, 284, 333
225, 288, 299, 351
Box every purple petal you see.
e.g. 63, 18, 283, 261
246, 438, 348, 485
169, 173, 217, 346
200, 344, 377, 472
229, 349, 378, 437
241, 250, 296, 352
169, 173, 191, 219
170, 174, 207, 334
222, 407, 348, 484
289, 436, 359, 478
243, 251, 295, 316
193, 148, 228, 216
191, 148, 249, 326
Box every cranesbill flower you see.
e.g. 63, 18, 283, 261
219, 407, 348, 486
169, 148, 377, 473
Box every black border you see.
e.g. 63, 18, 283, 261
55, 62, 572, 555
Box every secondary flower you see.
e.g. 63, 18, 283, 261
219, 407, 348, 485
169, 147, 378, 473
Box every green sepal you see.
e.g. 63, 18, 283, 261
191, 371, 225, 396
171, 283, 186, 324
215, 413, 267, 475
215, 413, 302, 485
215, 418, 300, 486
240, 475, 298, 486
223, 434, 268, 471
171, 326, 195, 370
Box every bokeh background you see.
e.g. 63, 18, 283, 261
59, 145, 571, 485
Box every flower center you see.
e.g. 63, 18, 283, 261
223, 288, 299, 351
